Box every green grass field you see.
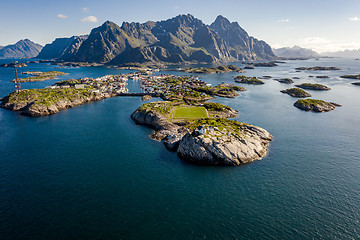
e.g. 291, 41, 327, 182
173, 106, 208, 119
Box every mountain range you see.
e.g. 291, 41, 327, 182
322, 49, 360, 58
0, 39, 43, 59
37, 14, 276, 65
274, 45, 320, 59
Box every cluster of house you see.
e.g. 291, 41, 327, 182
46, 73, 149, 94
140, 74, 212, 97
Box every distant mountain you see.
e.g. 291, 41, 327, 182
322, 49, 360, 58
38, 14, 276, 65
274, 46, 320, 58
0, 39, 43, 59
37, 35, 88, 60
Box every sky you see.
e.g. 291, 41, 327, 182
1, 0, 360, 53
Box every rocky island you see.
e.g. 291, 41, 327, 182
295, 83, 331, 91
179, 65, 244, 74
0, 73, 129, 116
281, 88, 311, 98
13, 71, 68, 82
295, 66, 341, 71
243, 62, 278, 67
340, 74, 360, 80
1, 73, 246, 116
294, 99, 341, 112
234, 76, 265, 85
131, 101, 272, 165
351, 82, 360, 86
276, 78, 294, 84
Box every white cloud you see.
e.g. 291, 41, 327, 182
57, 14, 68, 19
82, 7, 89, 13
81, 16, 98, 23
278, 19, 289, 23
349, 17, 360, 22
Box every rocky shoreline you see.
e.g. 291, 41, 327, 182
131, 101, 272, 165
0, 89, 111, 116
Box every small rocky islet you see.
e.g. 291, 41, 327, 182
13, 71, 68, 82
276, 78, 294, 84
234, 75, 265, 85
295, 83, 331, 91
295, 66, 341, 71
281, 88, 311, 98
294, 99, 341, 112
340, 74, 360, 80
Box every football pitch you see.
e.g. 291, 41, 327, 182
173, 106, 208, 119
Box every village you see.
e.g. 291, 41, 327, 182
46, 73, 140, 94
139, 74, 213, 100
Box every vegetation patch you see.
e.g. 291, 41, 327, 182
138, 101, 172, 116
203, 102, 232, 112
185, 118, 247, 138
295, 99, 327, 106
196, 84, 245, 97
6, 88, 94, 107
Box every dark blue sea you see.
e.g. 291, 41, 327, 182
0, 59, 359, 239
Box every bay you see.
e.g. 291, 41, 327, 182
0, 59, 359, 239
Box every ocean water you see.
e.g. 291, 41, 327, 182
0, 59, 359, 239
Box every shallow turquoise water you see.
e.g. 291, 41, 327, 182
0, 59, 359, 239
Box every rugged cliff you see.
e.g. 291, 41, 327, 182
131, 102, 272, 165
0, 88, 110, 117
39, 14, 276, 65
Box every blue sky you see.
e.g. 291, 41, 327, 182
1, 0, 360, 52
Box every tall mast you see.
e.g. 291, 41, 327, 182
14, 61, 21, 92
